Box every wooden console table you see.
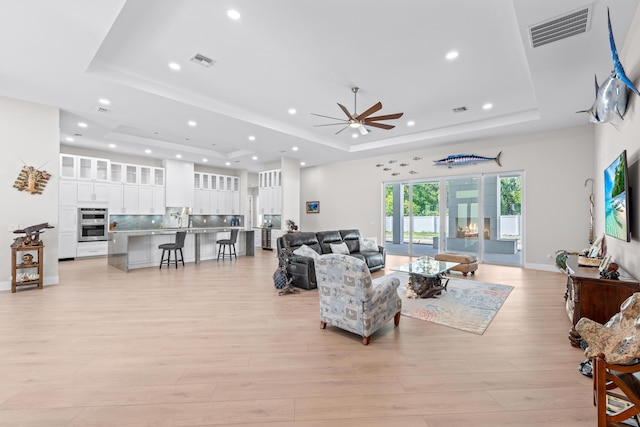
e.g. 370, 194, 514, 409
563, 256, 639, 347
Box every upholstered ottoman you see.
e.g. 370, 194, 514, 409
434, 252, 478, 276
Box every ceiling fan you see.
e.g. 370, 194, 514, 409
312, 87, 404, 135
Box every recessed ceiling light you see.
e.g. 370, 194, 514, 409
176, 154, 182, 159
188, 120, 197, 127
288, 108, 297, 115
225, 162, 231, 166
352, 133, 359, 138
483, 103, 493, 110
108, 143, 116, 148
292, 146, 299, 151
248, 135, 255, 141
145, 149, 152, 154
446, 51, 459, 60
78, 122, 88, 128
252, 156, 258, 160
300, 162, 306, 166
202, 158, 208, 162
227, 9, 241, 20
407, 120, 415, 127
98, 98, 110, 105
169, 62, 181, 71
65, 137, 74, 142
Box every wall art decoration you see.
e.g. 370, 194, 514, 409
13, 163, 51, 195
433, 152, 502, 168
306, 201, 320, 214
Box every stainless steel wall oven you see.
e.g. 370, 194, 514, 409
77, 208, 108, 241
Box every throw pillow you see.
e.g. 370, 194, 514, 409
292, 244, 320, 260
359, 237, 378, 251
330, 242, 350, 255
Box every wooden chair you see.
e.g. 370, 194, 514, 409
158, 231, 186, 269
594, 354, 640, 426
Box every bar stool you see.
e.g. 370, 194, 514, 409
159, 231, 186, 269
217, 229, 239, 261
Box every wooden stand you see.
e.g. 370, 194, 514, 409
11, 245, 44, 293
564, 256, 639, 347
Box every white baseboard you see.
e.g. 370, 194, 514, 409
0, 276, 59, 292
524, 262, 560, 273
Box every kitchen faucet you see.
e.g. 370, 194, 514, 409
170, 212, 182, 228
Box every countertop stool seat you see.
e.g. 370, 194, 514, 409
217, 229, 239, 261
159, 231, 186, 269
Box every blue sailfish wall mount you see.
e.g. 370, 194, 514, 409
578, 8, 640, 124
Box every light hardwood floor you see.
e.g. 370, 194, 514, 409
0, 251, 597, 426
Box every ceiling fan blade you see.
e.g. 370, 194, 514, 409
358, 125, 368, 135
365, 112, 404, 121
354, 102, 382, 120
335, 125, 350, 135
313, 123, 349, 127
311, 112, 349, 122
364, 122, 395, 130
337, 103, 354, 120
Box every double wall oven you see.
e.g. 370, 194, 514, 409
77, 208, 108, 242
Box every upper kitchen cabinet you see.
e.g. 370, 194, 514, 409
60, 154, 77, 179
110, 162, 124, 183
140, 166, 164, 186
153, 168, 165, 186
78, 156, 109, 181
125, 164, 138, 185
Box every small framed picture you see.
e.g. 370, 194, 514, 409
306, 201, 319, 214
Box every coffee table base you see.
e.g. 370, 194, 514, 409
409, 273, 449, 298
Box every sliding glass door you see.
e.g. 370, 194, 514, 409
384, 172, 523, 267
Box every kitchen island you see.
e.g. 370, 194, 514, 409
108, 227, 253, 272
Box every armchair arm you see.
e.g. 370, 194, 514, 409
368, 276, 400, 306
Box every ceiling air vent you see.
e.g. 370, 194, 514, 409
453, 106, 467, 113
96, 107, 109, 113
190, 52, 216, 67
529, 6, 592, 48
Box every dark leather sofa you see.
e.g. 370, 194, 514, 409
276, 229, 386, 290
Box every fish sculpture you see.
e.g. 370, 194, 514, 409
579, 9, 640, 123
434, 152, 502, 168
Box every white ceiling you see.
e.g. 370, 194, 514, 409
0, 0, 638, 173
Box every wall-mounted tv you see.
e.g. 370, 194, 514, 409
604, 150, 631, 242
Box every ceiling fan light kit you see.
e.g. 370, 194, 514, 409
312, 87, 404, 135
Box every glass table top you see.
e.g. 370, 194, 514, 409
392, 256, 460, 277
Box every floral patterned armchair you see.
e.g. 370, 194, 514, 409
315, 254, 402, 345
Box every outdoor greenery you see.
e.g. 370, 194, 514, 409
385, 177, 522, 216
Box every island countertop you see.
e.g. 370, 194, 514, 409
108, 227, 253, 272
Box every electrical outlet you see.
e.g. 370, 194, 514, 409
204, 219, 207, 223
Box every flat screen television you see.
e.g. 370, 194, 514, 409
604, 150, 631, 242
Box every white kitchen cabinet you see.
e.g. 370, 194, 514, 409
123, 184, 139, 214
138, 186, 165, 214
59, 180, 78, 206
60, 154, 77, 179
259, 169, 282, 215
110, 162, 124, 183
78, 156, 109, 181
194, 189, 210, 214
77, 181, 109, 205
125, 164, 138, 185
58, 232, 77, 259
139, 166, 152, 185
108, 184, 124, 214
76, 241, 108, 257
153, 168, 165, 186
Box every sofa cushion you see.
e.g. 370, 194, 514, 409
359, 237, 378, 252
360, 251, 385, 270
281, 232, 321, 254
293, 244, 321, 260
330, 242, 350, 254
317, 230, 343, 254
340, 229, 361, 254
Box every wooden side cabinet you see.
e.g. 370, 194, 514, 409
11, 245, 44, 293
564, 256, 639, 347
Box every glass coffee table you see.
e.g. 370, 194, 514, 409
393, 256, 460, 298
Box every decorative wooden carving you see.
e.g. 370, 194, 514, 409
14, 164, 51, 195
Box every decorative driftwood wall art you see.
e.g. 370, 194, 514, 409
14, 163, 51, 195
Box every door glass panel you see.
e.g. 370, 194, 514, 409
483, 173, 523, 266
410, 181, 439, 257
444, 176, 479, 257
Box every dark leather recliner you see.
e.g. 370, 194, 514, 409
277, 229, 386, 290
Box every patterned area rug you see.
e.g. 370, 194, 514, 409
388, 273, 514, 335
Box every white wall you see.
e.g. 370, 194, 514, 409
0, 96, 60, 290
594, 5, 640, 278
300, 125, 594, 270
281, 156, 300, 231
